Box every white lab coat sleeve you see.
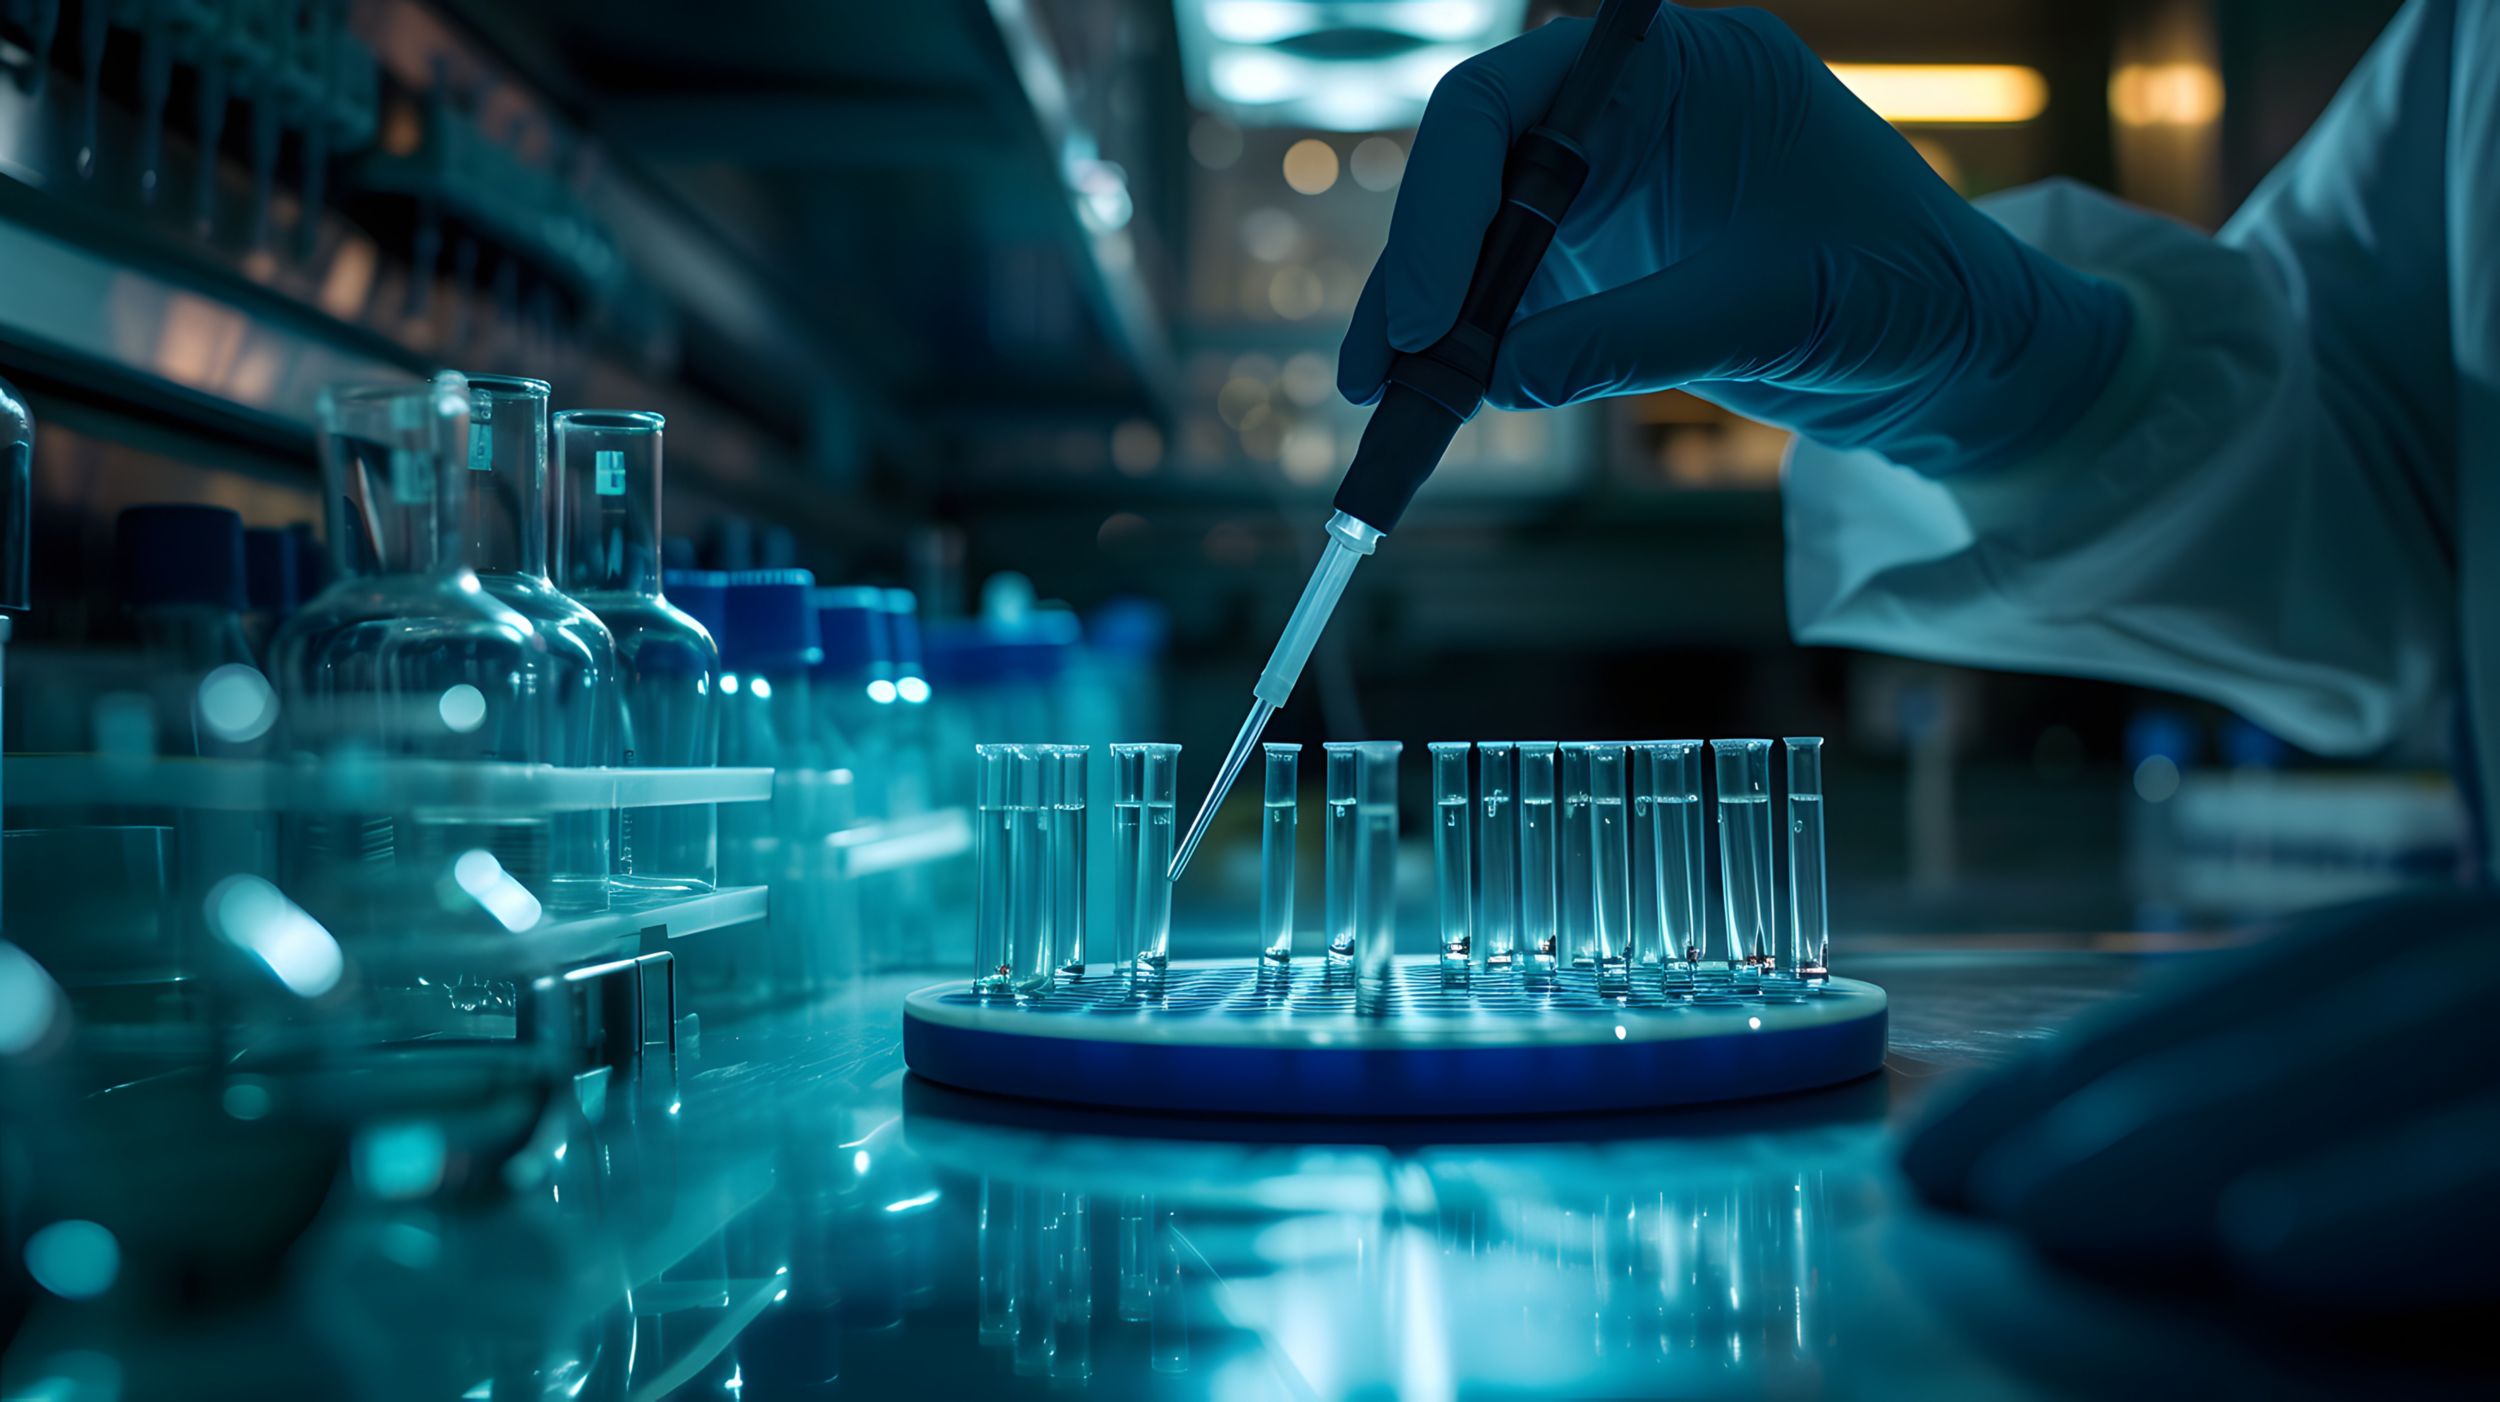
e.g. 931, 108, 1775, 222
1783, 0, 2461, 757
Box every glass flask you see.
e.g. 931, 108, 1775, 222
465, 377, 618, 912
554, 410, 721, 895
267, 372, 557, 933
813, 586, 891, 815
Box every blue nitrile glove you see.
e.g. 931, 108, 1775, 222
1902, 889, 2500, 1313
1340, 5, 2133, 476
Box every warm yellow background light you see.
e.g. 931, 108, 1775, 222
2110, 62, 2225, 127
1825, 63, 2050, 125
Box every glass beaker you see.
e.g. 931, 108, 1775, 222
468, 377, 618, 912
555, 410, 721, 895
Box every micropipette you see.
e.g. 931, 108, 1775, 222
1168, 0, 1667, 883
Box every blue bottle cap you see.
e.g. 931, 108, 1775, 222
720, 568, 820, 670
116, 504, 247, 611
664, 569, 730, 644
245, 526, 300, 616
815, 586, 894, 678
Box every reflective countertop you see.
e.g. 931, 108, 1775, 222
7, 947, 2483, 1400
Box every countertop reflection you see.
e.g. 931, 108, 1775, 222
7, 948, 2483, 1399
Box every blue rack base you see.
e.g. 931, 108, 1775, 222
902, 957, 1887, 1118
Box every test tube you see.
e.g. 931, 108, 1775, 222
1476, 743, 1519, 970
1260, 744, 1299, 966
1429, 742, 1472, 976
1517, 742, 1560, 976
1713, 739, 1777, 991
1353, 741, 1401, 1011
1785, 737, 1830, 984
1126, 743, 1181, 982
1630, 744, 1665, 970
1560, 744, 1595, 969
970, 744, 1020, 994
1323, 742, 1360, 966
1110, 745, 1144, 973
1045, 745, 1090, 979
1587, 742, 1631, 991
1652, 741, 1712, 995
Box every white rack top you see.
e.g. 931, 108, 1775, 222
4, 756, 775, 813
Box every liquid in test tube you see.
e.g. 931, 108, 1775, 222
1260, 743, 1300, 967
1009, 745, 1054, 997
1476, 743, 1519, 971
1587, 742, 1631, 992
1430, 742, 1473, 978
1517, 742, 1560, 978
971, 744, 1021, 997
1044, 745, 1090, 979
1655, 741, 1712, 997
1323, 742, 1361, 967
1110, 745, 1145, 974
1129, 743, 1181, 983
1712, 738, 1777, 991
1630, 743, 1666, 970
1560, 744, 1596, 969
1785, 737, 1830, 984
1353, 741, 1401, 1013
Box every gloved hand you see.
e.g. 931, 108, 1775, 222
1902, 889, 2500, 1312
1340, 4, 2134, 476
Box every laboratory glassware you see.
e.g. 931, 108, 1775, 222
1649, 740, 1713, 997
1560, 743, 1596, 968
662, 568, 729, 648
1044, 744, 1089, 979
1630, 743, 1664, 970
972, 744, 1045, 997
0, 376, 24, 927
1110, 744, 1143, 972
1167, 0, 1669, 882
815, 586, 893, 814
1587, 742, 1632, 991
268, 374, 555, 921
469, 378, 618, 912
1713, 738, 1778, 990
1430, 742, 1472, 976
1476, 742, 1518, 970
1125, 743, 1180, 982
1323, 742, 1360, 966
556, 411, 723, 894
717, 569, 829, 888
1260, 744, 1299, 967
1786, 737, 1830, 984
1517, 742, 1560, 976
1353, 740, 1401, 1011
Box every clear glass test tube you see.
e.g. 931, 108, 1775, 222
1476, 743, 1518, 970
1324, 742, 1360, 966
1260, 744, 1299, 966
1045, 745, 1090, 979
1429, 742, 1472, 976
1353, 741, 1401, 1012
1517, 742, 1560, 977
1655, 741, 1711, 995
1630, 744, 1666, 971
1009, 745, 1054, 997
972, 743, 1020, 996
1713, 738, 1777, 991
1110, 745, 1144, 972
1785, 737, 1830, 984
1128, 743, 1181, 982
1560, 744, 1596, 969
1587, 742, 1631, 991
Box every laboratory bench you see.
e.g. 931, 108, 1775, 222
4, 946, 2483, 1401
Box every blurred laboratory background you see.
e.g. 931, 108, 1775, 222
0, 1, 2467, 1398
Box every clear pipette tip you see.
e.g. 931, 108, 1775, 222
1168, 698, 1275, 882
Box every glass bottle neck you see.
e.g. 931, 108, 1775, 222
449, 397, 548, 579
